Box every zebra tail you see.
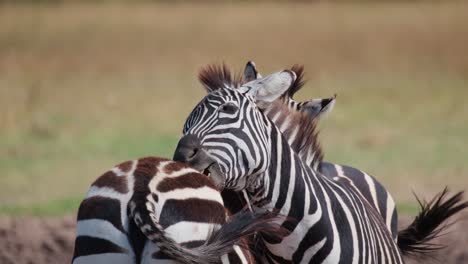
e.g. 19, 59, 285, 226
131, 203, 285, 264
397, 187, 468, 256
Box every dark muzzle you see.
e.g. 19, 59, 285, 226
173, 134, 225, 188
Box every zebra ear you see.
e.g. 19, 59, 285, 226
242, 70, 296, 103
300, 94, 337, 119
243, 61, 262, 83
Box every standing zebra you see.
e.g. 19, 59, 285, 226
174, 68, 468, 263
72, 156, 283, 264
243, 61, 398, 240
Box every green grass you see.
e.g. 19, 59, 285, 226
0, 2, 467, 215
0, 129, 180, 205
396, 202, 421, 216
0, 197, 82, 216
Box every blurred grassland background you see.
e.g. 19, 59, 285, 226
0, 1, 467, 215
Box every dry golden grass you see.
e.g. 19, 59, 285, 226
0, 2, 467, 212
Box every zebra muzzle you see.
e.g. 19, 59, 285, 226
173, 134, 226, 189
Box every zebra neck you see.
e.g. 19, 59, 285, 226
251, 126, 323, 215
264, 102, 323, 172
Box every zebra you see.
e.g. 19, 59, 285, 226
242, 61, 399, 240
72, 156, 284, 264
208, 61, 397, 241
173, 66, 468, 263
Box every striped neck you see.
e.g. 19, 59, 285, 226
249, 124, 322, 214
263, 98, 323, 171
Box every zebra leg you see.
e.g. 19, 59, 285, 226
72, 195, 136, 264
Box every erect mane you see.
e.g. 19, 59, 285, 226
268, 100, 323, 165
286, 64, 306, 97
198, 63, 243, 92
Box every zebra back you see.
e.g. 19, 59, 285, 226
73, 156, 283, 264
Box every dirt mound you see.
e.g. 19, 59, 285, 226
0, 216, 75, 264
0, 214, 467, 264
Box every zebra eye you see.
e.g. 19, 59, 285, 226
219, 102, 238, 115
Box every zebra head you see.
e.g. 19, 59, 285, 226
174, 64, 296, 191
244, 61, 337, 120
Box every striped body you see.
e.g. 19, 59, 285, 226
319, 162, 397, 240
175, 68, 404, 262
264, 98, 398, 240
250, 126, 403, 263
72, 157, 255, 264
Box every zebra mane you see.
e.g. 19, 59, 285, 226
198, 63, 243, 92
286, 64, 306, 97
269, 99, 324, 165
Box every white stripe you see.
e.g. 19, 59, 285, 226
270, 131, 283, 207
287, 125, 299, 146
363, 172, 380, 214
329, 187, 360, 264
164, 221, 219, 243
300, 237, 326, 264
221, 253, 230, 264
76, 219, 132, 251
318, 183, 341, 263
270, 110, 282, 123
386, 194, 396, 238
234, 245, 248, 264
279, 115, 291, 133
158, 186, 224, 204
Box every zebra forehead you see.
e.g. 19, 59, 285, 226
205, 88, 254, 105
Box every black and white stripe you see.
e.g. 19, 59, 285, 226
72, 156, 277, 264
175, 66, 467, 263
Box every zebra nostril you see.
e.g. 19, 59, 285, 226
188, 148, 199, 159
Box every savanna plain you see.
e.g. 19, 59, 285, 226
0, 2, 467, 263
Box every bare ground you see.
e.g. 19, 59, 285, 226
0, 214, 466, 264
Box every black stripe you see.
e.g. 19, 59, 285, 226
317, 161, 336, 176
159, 198, 225, 229
77, 196, 125, 233
373, 175, 388, 224
263, 127, 279, 204
127, 208, 146, 264
273, 140, 292, 210
180, 240, 205, 248
391, 209, 398, 239
280, 157, 306, 235
72, 236, 128, 260
221, 189, 246, 215
152, 250, 172, 260
325, 184, 355, 263
340, 165, 374, 207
